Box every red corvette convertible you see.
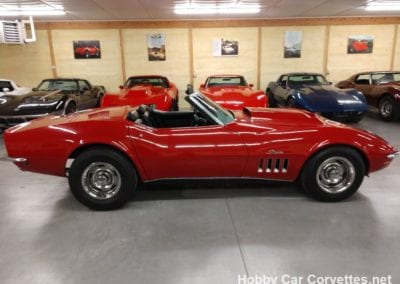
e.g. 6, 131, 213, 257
197, 75, 267, 110
101, 75, 179, 111
4, 93, 398, 210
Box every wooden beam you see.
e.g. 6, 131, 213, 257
46, 29, 57, 78
390, 24, 399, 71
188, 27, 194, 86
118, 29, 126, 82
256, 27, 262, 90
322, 25, 330, 77
35, 17, 400, 30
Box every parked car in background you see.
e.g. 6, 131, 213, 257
101, 75, 179, 111
336, 71, 400, 121
4, 93, 398, 210
0, 78, 105, 129
0, 79, 31, 97
196, 74, 267, 110
266, 72, 368, 122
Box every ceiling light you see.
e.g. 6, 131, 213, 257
0, 6, 65, 16
365, 1, 400, 11
174, 4, 260, 15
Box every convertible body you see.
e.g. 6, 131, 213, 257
198, 75, 267, 110
4, 93, 397, 209
101, 75, 179, 111
0, 78, 105, 129
267, 73, 368, 122
336, 71, 400, 121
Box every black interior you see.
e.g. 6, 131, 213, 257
128, 105, 211, 128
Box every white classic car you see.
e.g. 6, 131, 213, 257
0, 79, 31, 97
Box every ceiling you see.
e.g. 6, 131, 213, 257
0, 0, 400, 22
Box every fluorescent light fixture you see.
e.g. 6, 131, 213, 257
365, 1, 400, 11
174, 4, 260, 15
0, 5, 65, 16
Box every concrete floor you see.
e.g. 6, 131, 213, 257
0, 111, 399, 284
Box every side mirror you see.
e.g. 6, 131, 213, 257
32, 87, 38, 91
249, 83, 254, 88
119, 85, 124, 90
185, 84, 194, 95
200, 83, 205, 89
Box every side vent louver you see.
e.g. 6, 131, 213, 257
258, 158, 289, 174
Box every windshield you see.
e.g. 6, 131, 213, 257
125, 77, 168, 88
191, 94, 235, 125
288, 74, 329, 87
37, 80, 78, 92
206, 76, 247, 87
371, 72, 400, 84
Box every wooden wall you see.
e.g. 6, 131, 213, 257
1, 17, 399, 102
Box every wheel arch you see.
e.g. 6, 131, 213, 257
297, 143, 370, 181
67, 143, 143, 184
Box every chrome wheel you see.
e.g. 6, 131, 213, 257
380, 100, 393, 118
81, 162, 121, 200
316, 157, 355, 194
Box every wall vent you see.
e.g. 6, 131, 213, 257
0, 17, 36, 44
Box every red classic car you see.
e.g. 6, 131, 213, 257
101, 75, 179, 111
4, 93, 398, 210
336, 71, 400, 121
197, 75, 267, 110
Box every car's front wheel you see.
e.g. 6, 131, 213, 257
300, 147, 365, 202
68, 147, 137, 210
379, 96, 400, 121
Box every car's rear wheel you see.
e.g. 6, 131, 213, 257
379, 96, 400, 121
266, 89, 276, 107
65, 102, 77, 114
68, 147, 137, 210
300, 147, 365, 202
286, 97, 296, 108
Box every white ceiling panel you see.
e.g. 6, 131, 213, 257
0, 0, 398, 21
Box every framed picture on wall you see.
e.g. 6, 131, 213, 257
212, 38, 239, 56
147, 34, 166, 61
73, 40, 101, 59
347, 35, 374, 54
284, 31, 302, 58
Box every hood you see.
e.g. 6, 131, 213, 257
0, 90, 64, 115
102, 85, 171, 110
242, 107, 323, 126
202, 86, 256, 98
295, 85, 367, 112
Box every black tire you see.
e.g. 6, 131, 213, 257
96, 94, 104, 107
300, 147, 365, 202
65, 102, 77, 114
378, 96, 400, 121
68, 147, 137, 210
349, 112, 364, 123
286, 97, 296, 108
266, 89, 276, 107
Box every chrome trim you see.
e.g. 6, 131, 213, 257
0, 113, 50, 120
387, 152, 400, 159
8, 157, 28, 163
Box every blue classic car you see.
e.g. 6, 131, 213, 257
266, 73, 368, 122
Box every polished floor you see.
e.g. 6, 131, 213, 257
0, 112, 399, 284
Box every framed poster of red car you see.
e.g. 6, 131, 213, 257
73, 40, 101, 59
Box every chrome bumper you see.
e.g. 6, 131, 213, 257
387, 152, 400, 159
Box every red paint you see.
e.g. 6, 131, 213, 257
4, 104, 397, 183
101, 75, 178, 111
199, 75, 268, 110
